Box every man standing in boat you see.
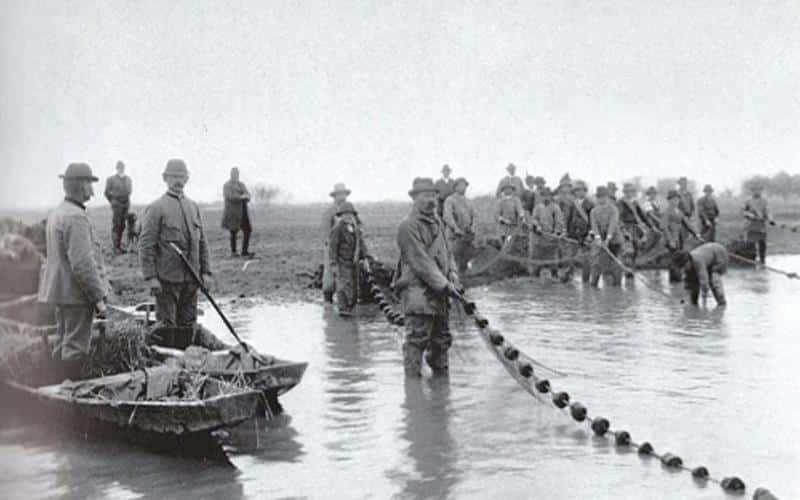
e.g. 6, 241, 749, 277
221, 166, 254, 258
139, 159, 211, 336
396, 178, 461, 377
743, 184, 775, 264
322, 182, 352, 303
39, 163, 108, 380
697, 184, 720, 242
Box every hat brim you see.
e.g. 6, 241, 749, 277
330, 189, 351, 197
408, 188, 438, 197
60, 174, 99, 182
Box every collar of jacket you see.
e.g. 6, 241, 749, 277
411, 207, 439, 225
167, 189, 184, 199
64, 197, 86, 210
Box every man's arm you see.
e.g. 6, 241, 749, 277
328, 222, 341, 263
104, 178, 113, 202
138, 204, 160, 280
442, 199, 460, 234
398, 223, 450, 292
197, 205, 211, 276
64, 214, 106, 304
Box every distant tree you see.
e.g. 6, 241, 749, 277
252, 183, 281, 205
742, 175, 772, 195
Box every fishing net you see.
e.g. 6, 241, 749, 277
85, 319, 160, 378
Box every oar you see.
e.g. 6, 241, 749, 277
168, 242, 250, 352
726, 250, 799, 280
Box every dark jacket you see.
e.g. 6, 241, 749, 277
678, 190, 695, 218
104, 174, 132, 206
328, 220, 367, 264
221, 180, 251, 231
139, 191, 210, 284
395, 208, 454, 316
566, 198, 594, 239
618, 198, 651, 229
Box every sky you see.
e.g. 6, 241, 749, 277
1, 0, 799, 209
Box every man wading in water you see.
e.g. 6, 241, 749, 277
328, 202, 367, 317
395, 178, 461, 377
673, 241, 728, 307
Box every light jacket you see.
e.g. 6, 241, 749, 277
532, 202, 564, 234
395, 208, 454, 316
743, 197, 770, 234
221, 180, 251, 231
104, 174, 132, 206
139, 191, 210, 284
590, 203, 621, 243
442, 193, 477, 239
495, 195, 525, 226
38, 199, 108, 305
690, 242, 729, 289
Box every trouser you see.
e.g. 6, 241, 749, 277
589, 243, 622, 287
747, 232, 768, 264
562, 237, 590, 282
528, 233, 559, 277
621, 224, 646, 275
111, 203, 130, 249
54, 304, 95, 362
229, 212, 253, 254
447, 234, 474, 274
322, 245, 335, 301
334, 262, 357, 312
667, 236, 686, 282
687, 273, 726, 306
403, 312, 452, 376
155, 281, 199, 327
700, 220, 717, 242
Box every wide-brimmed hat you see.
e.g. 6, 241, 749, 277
164, 159, 189, 176
60, 163, 98, 182
667, 189, 680, 200
336, 202, 357, 216
539, 187, 554, 197
623, 182, 637, 193
606, 181, 617, 190
703, 184, 714, 193
572, 180, 588, 192
408, 177, 438, 197
454, 177, 469, 188
595, 186, 610, 197
533, 176, 546, 186
441, 164, 452, 174
645, 186, 658, 196
330, 182, 352, 197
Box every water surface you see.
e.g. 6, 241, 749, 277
2, 256, 799, 499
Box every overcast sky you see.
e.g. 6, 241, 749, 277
1, 0, 798, 209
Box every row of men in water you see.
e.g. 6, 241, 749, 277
323, 174, 734, 376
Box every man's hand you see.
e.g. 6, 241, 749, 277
95, 300, 107, 319
445, 282, 463, 300
145, 278, 161, 295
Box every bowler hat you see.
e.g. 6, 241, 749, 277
572, 180, 588, 192
595, 186, 609, 197
645, 186, 658, 196
703, 184, 713, 193
59, 163, 98, 182
164, 159, 189, 176
667, 189, 680, 200
606, 181, 617, 190
330, 182, 352, 197
441, 164, 452, 173
408, 177, 438, 197
623, 182, 637, 192
336, 202, 357, 216
454, 177, 469, 188
506, 163, 516, 172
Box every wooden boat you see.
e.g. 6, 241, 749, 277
2, 365, 260, 462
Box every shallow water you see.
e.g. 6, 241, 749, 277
2, 256, 799, 499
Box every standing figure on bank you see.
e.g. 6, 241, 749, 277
495, 184, 525, 243
663, 190, 700, 282
697, 184, 720, 242
677, 177, 695, 219
434, 164, 456, 217
139, 159, 211, 334
39, 163, 108, 380
495, 163, 525, 198
328, 202, 367, 317
221, 167, 254, 258
617, 183, 653, 277
673, 242, 728, 307
588, 186, 623, 287
521, 175, 538, 216
395, 178, 461, 377
529, 187, 564, 278
322, 183, 352, 303
442, 177, 477, 274
743, 185, 774, 264
565, 181, 594, 282
104, 160, 133, 254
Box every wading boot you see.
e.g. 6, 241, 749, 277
323, 291, 334, 304
403, 345, 423, 378
424, 350, 449, 375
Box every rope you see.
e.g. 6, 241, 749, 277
456, 297, 775, 499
